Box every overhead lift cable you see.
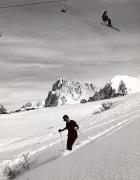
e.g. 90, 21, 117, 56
0, 0, 67, 9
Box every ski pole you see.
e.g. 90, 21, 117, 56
59, 132, 65, 150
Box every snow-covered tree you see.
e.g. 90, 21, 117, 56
118, 80, 127, 96
90, 83, 116, 101
0, 104, 7, 114
102, 83, 114, 99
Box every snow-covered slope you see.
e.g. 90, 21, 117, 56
45, 78, 97, 107
1, 93, 140, 179
111, 75, 140, 94
17, 101, 140, 180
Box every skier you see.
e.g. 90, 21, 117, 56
58, 115, 79, 151
102, 11, 112, 26
61, 8, 67, 13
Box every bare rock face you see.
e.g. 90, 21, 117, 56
45, 78, 97, 107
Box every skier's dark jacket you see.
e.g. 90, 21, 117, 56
102, 12, 108, 22
66, 120, 79, 137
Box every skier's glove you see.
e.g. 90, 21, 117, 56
74, 127, 79, 131
58, 129, 62, 133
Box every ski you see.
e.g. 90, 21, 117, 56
101, 23, 120, 32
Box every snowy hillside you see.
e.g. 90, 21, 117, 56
111, 75, 140, 94
17, 93, 140, 180
45, 78, 97, 107
1, 93, 140, 179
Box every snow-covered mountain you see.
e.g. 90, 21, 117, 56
10, 75, 140, 113
45, 78, 97, 107
111, 75, 140, 94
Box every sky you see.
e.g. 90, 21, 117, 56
0, 0, 140, 110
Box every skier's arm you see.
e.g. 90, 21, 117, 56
61, 127, 67, 131
58, 127, 67, 133
74, 122, 79, 131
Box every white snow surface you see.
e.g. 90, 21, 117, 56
111, 75, 140, 94
1, 93, 140, 179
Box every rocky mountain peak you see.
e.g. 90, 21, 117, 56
45, 78, 97, 107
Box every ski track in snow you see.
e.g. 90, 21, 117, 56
1, 94, 140, 179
